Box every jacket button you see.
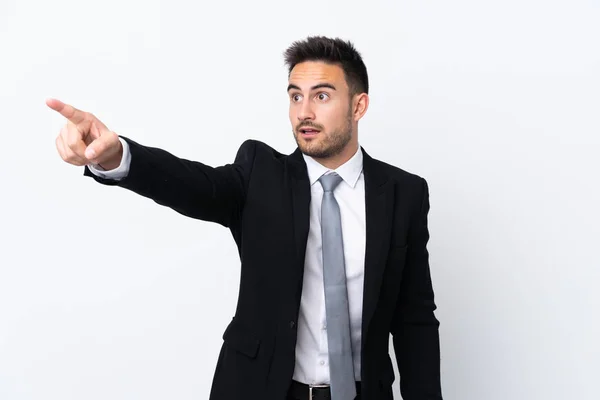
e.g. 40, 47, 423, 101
289, 321, 296, 329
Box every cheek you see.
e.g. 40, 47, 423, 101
289, 107, 297, 124
325, 101, 347, 120
326, 110, 346, 129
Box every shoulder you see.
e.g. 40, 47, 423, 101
235, 139, 302, 167
367, 153, 429, 195
373, 157, 431, 220
236, 139, 287, 159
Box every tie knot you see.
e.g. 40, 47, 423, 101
319, 172, 343, 192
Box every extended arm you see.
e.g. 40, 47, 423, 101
84, 136, 257, 228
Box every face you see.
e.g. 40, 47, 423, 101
288, 61, 366, 161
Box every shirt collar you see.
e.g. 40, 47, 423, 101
301, 144, 364, 188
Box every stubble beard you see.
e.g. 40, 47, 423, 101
293, 112, 354, 159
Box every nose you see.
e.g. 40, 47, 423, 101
297, 100, 315, 121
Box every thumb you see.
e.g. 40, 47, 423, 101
85, 127, 117, 161
85, 138, 97, 159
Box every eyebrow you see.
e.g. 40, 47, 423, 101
287, 83, 337, 92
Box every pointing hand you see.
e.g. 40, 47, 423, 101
47, 98, 123, 170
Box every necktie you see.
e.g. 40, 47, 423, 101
319, 172, 356, 400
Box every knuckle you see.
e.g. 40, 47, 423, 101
66, 137, 78, 149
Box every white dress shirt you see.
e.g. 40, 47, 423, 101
87, 140, 366, 384
293, 147, 365, 385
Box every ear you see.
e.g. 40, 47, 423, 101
352, 93, 369, 122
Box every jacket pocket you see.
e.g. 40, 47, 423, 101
222, 317, 261, 359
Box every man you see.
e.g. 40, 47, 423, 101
49, 36, 442, 400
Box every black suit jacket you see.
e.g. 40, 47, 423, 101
84, 137, 442, 400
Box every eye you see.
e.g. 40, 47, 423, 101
316, 92, 330, 101
291, 93, 302, 102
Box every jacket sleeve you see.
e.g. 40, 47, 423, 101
391, 177, 443, 399
83, 135, 257, 228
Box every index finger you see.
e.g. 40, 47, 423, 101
46, 98, 87, 125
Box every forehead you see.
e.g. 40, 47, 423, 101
288, 61, 347, 89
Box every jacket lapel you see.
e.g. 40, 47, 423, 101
287, 148, 311, 274
361, 148, 394, 345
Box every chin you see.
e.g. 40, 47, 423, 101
300, 144, 336, 159
294, 130, 349, 159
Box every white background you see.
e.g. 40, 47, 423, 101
1, 0, 599, 399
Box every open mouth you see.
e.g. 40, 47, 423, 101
299, 128, 321, 136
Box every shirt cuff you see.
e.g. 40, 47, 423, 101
87, 137, 131, 181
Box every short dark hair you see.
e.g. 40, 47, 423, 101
283, 36, 369, 96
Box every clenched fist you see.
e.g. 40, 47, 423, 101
47, 98, 123, 170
